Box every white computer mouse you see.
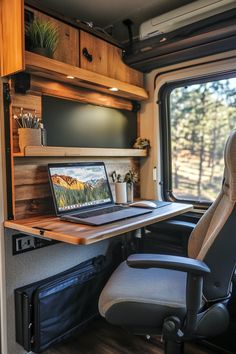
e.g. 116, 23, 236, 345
129, 200, 157, 209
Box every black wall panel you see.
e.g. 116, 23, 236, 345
42, 96, 137, 148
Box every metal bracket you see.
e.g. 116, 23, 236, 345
132, 101, 141, 112
3, 83, 14, 220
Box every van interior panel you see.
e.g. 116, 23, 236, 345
1, 1, 236, 354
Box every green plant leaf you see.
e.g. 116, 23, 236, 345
26, 18, 59, 54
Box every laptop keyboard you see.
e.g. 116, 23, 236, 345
72, 205, 125, 219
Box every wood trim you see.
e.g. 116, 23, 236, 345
13, 152, 24, 157
25, 51, 149, 101
30, 76, 134, 111
4, 203, 193, 245
0, 0, 25, 76
11, 91, 42, 112
14, 146, 148, 157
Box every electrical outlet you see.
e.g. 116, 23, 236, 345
16, 236, 35, 251
13, 233, 59, 255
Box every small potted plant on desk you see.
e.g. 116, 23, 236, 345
26, 18, 59, 58
124, 169, 139, 203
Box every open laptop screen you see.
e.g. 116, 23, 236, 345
48, 162, 113, 215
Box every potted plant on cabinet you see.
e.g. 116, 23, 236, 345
26, 18, 59, 58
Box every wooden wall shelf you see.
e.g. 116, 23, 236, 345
13, 146, 148, 158
25, 52, 149, 101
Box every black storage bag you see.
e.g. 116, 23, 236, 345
15, 255, 110, 353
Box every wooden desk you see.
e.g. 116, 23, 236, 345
4, 203, 193, 245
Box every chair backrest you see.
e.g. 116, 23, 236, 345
188, 130, 236, 302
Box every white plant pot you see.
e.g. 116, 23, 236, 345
115, 182, 127, 204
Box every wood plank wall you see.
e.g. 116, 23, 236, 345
14, 157, 140, 219
10, 77, 140, 220
12, 92, 42, 153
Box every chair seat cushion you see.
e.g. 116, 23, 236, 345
99, 261, 187, 334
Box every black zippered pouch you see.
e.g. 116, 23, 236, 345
15, 255, 110, 353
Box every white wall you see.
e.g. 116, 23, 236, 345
5, 232, 110, 354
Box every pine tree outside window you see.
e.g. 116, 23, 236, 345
161, 75, 236, 205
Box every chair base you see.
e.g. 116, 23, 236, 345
165, 340, 184, 354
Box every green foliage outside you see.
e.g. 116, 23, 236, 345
54, 183, 110, 209
170, 78, 236, 202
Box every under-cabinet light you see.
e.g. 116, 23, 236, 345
67, 75, 75, 79
109, 87, 119, 92
160, 37, 167, 43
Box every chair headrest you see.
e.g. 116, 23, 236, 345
223, 130, 236, 201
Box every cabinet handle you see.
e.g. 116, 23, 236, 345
82, 48, 93, 62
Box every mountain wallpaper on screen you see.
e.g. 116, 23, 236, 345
52, 174, 110, 208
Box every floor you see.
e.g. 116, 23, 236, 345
43, 319, 218, 354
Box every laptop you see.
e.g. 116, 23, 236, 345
48, 162, 152, 226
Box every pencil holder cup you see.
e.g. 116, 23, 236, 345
18, 128, 42, 153
115, 182, 127, 204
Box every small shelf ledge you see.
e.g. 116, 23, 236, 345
13, 146, 148, 158
25, 51, 149, 101
13, 152, 25, 157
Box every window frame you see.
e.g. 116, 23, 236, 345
159, 70, 236, 209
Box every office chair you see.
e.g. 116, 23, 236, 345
99, 130, 236, 354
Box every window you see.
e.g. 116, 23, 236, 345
160, 74, 236, 205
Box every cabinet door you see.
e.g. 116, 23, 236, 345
0, 0, 25, 76
80, 31, 143, 87
80, 30, 110, 76
26, 7, 79, 67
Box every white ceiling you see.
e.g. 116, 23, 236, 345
40, 0, 196, 42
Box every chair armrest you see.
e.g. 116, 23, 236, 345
127, 254, 210, 276
127, 253, 211, 337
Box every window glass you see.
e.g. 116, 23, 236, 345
169, 77, 236, 203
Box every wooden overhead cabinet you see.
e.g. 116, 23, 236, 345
0, 1, 148, 100
80, 30, 143, 87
